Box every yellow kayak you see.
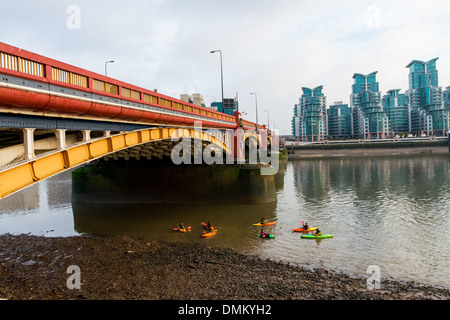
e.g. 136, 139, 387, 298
253, 222, 276, 226
202, 229, 218, 238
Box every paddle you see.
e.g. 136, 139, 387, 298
300, 220, 306, 231
173, 226, 191, 231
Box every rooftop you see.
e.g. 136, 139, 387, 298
405, 57, 439, 68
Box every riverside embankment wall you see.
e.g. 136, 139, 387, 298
287, 143, 448, 160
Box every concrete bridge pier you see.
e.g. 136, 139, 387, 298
23, 128, 35, 161
71, 160, 279, 204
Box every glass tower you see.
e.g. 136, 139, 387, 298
406, 58, 449, 136
382, 89, 411, 135
350, 72, 389, 139
327, 102, 352, 139
292, 104, 301, 137
445, 86, 450, 109
293, 86, 327, 141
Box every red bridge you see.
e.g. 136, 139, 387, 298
0, 42, 277, 199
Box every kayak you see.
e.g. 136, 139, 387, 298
292, 227, 318, 232
202, 229, 218, 238
301, 234, 333, 239
253, 222, 276, 226
173, 227, 190, 233
257, 234, 275, 239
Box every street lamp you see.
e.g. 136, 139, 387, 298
250, 92, 258, 124
264, 109, 270, 129
210, 50, 224, 109
105, 60, 114, 76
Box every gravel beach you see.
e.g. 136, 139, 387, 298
0, 233, 449, 300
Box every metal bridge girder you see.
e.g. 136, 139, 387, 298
0, 127, 231, 200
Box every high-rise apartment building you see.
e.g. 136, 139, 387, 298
327, 102, 352, 139
292, 59, 449, 140
444, 86, 450, 109
350, 72, 389, 139
382, 89, 411, 134
292, 86, 327, 141
291, 104, 301, 137
406, 58, 449, 136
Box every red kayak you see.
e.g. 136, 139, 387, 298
292, 227, 318, 233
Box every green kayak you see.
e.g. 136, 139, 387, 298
257, 234, 275, 239
301, 234, 333, 239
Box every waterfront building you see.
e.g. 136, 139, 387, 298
382, 89, 411, 135
405, 58, 449, 136
180, 93, 191, 103
327, 102, 352, 139
350, 72, 389, 139
292, 86, 327, 141
291, 104, 301, 137
180, 93, 206, 108
444, 86, 450, 110
209, 98, 236, 116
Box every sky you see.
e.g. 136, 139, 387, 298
2, 0, 450, 135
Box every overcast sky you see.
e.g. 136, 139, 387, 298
2, 0, 450, 135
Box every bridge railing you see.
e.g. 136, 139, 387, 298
0, 51, 44, 77
0, 42, 244, 128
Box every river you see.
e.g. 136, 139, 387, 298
0, 154, 449, 289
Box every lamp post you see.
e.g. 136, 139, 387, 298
250, 92, 258, 124
210, 50, 224, 109
105, 60, 114, 76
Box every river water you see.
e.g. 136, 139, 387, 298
1, 154, 449, 288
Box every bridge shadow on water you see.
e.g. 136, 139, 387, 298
70, 158, 287, 250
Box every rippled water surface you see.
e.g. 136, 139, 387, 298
1, 154, 449, 288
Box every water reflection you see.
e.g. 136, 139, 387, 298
0, 170, 74, 236
288, 155, 450, 287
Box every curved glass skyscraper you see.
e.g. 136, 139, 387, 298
350, 72, 389, 139
292, 86, 327, 141
406, 58, 449, 136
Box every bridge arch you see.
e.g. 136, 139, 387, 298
0, 127, 230, 200
242, 130, 274, 154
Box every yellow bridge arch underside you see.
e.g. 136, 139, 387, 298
0, 127, 230, 200
242, 131, 272, 146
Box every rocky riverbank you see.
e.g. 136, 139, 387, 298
0, 234, 449, 300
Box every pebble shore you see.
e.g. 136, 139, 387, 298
0, 234, 449, 300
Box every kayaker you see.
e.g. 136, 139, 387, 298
260, 218, 268, 225
260, 229, 269, 238
302, 222, 309, 230
179, 222, 185, 230
206, 221, 213, 231
313, 228, 322, 236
